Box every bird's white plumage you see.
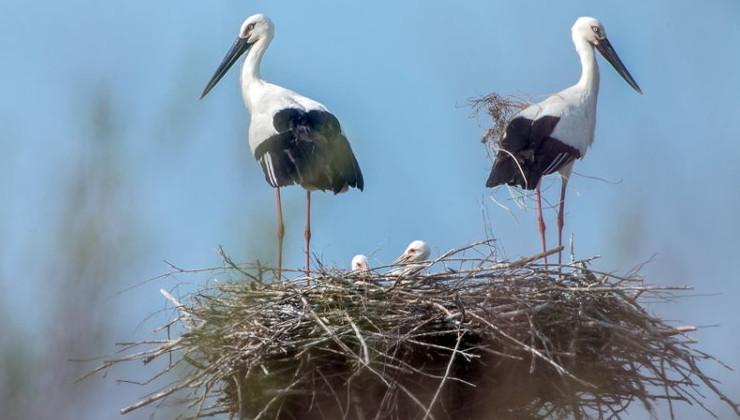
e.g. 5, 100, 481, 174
245, 83, 329, 155
489, 16, 640, 187
351, 254, 369, 273
219, 13, 363, 195
518, 90, 595, 161
389, 240, 431, 276
510, 17, 606, 166
396, 240, 431, 263
237, 15, 330, 154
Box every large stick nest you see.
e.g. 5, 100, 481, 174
90, 242, 739, 420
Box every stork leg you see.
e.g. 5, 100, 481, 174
535, 184, 548, 266
304, 190, 312, 276
275, 188, 284, 280
557, 177, 569, 266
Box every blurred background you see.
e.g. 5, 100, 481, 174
1, 1, 738, 418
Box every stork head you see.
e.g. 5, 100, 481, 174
393, 240, 431, 264
572, 17, 606, 46
200, 14, 275, 99
351, 254, 370, 272
572, 16, 642, 94
239, 14, 274, 46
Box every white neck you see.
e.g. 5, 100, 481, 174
574, 37, 600, 98
240, 36, 270, 110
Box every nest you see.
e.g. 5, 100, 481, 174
90, 242, 740, 420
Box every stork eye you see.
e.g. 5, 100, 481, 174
592, 26, 600, 33
247, 23, 256, 31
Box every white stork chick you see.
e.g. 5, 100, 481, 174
351, 254, 370, 273
200, 14, 364, 278
486, 17, 641, 264
390, 240, 431, 276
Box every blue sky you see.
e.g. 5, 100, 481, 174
2, 1, 740, 418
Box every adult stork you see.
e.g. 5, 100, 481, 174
200, 14, 364, 278
486, 16, 641, 264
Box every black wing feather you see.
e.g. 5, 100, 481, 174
254, 108, 363, 193
486, 116, 580, 190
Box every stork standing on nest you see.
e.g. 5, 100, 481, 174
200, 14, 364, 278
486, 16, 641, 264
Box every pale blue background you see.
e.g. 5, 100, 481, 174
1, 1, 739, 419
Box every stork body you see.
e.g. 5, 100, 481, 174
201, 14, 363, 278
486, 17, 641, 264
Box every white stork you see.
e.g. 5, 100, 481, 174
351, 254, 370, 273
486, 16, 641, 264
390, 240, 431, 275
200, 14, 364, 278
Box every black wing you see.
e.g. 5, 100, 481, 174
254, 108, 364, 194
485, 115, 581, 190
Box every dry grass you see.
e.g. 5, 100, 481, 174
469, 93, 529, 147
87, 241, 740, 420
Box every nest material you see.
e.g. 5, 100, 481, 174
91, 242, 739, 420
469, 93, 529, 147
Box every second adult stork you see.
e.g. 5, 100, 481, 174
200, 14, 364, 277
486, 16, 641, 264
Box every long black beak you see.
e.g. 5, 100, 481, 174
595, 37, 642, 94
200, 37, 252, 99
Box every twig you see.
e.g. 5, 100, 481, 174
422, 328, 465, 420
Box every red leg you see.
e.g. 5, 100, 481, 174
275, 188, 284, 280
535, 184, 548, 266
557, 178, 569, 266
304, 190, 312, 276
